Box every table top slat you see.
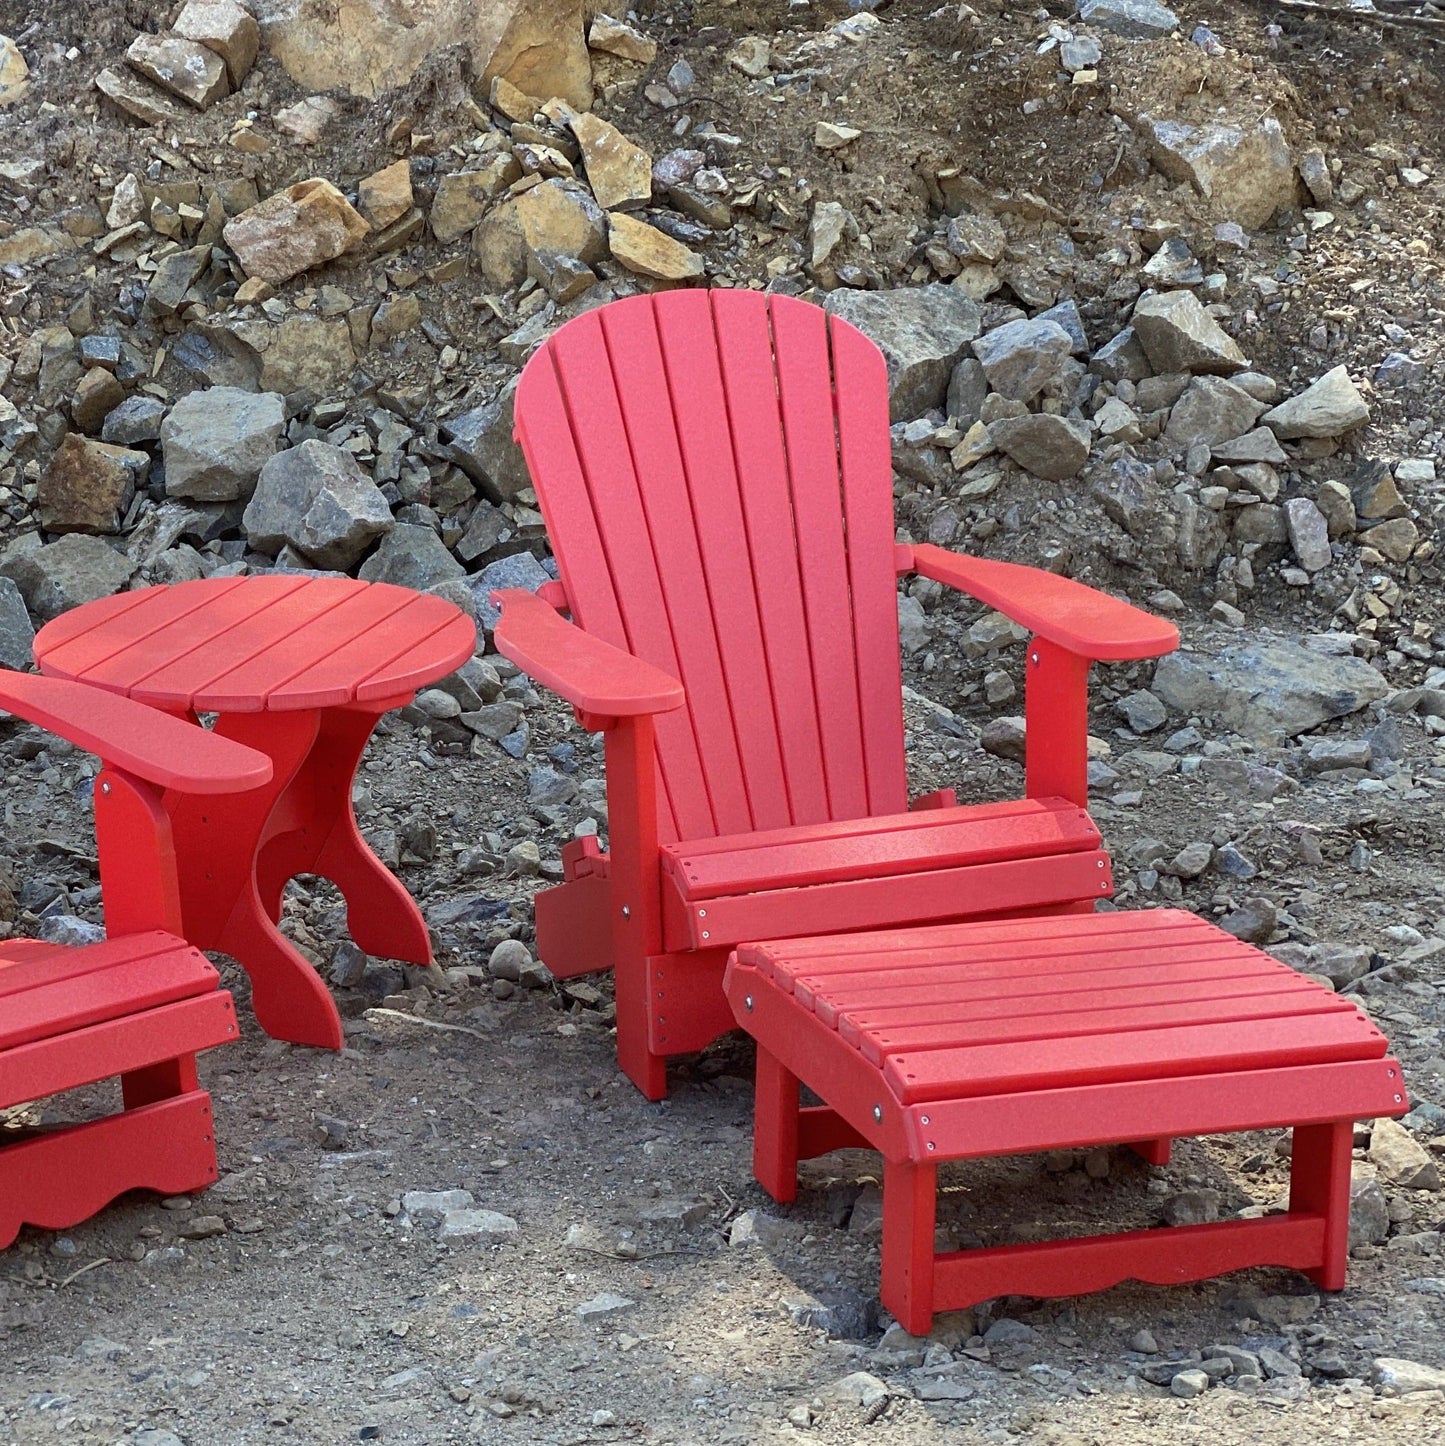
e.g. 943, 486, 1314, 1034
34, 577, 475, 714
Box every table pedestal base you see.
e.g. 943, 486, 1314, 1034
166, 702, 430, 1050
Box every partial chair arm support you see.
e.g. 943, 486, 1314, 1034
0, 671, 272, 793
904, 545, 1180, 662
491, 589, 686, 720
902, 547, 1179, 809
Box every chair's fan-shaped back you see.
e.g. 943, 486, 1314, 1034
515, 290, 908, 845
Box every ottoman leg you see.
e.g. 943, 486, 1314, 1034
1128, 1137, 1173, 1166
881, 1159, 937, 1336
1290, 1120, 1353, 1291
754, 1047, 800, 1204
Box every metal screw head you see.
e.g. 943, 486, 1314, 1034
1030, 652, 1040, 665
698, 908, 706, 918
920, 1115, 930, 1126
621, 905, 631, 919
100, 781, 111, 794
872, 1104, 882, 1123
744, 995, 754, 1012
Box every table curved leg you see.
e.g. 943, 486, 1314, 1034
259, 704, 433, 965
219, 880, 345, 1050
166, 710, 343, 1050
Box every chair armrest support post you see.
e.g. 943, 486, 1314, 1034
1024, 641, 1092, 809
93, 767, 184, 936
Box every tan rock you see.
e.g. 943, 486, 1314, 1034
371, 294, 422, 346
234, 277, 273, 304
254, 0, 593, 108
490, 74, 539, 122
275, 96, 337, 145
126, 34, 230, 110
472, 201, 528, 288
815, 121, 861, 151
230, 316, 358, 395
0, 228, 75, 267
1363, 518, 1420, 563
607, 213, 703, 281
38, 434, 147, 534
358, 160, 413, 230
571, 113, 652, 210
174, 0, 261, 88
0, 34, 30, 108
223, 179, 371, 286
71, 368, 127, 435
95, 67, 184, 126
431, 158, 520, 244
587, 15, 656, 64
516, 179, 607, 268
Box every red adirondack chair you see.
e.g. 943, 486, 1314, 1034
493, 290, 1407, 1326
0, 671, 269, 1246
493, 288, 1183, 1100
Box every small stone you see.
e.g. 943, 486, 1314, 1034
439, 1208, 519, 1242
401, 1189, 473, 1223
330, 940, 368, 988
815, 121, 861, 151
39, 433, 147, 534
357, 160, 413, 231
987, 413, 1090, 481
173, 0, 261, 88
946, 212, 1007, 265
1350, 1170, 1390, 1246
223, 180, 370, 287
1170, 1368, 1210, 1398
1079, 0, 1179, 39
1262, 366, 1369, 439
161, 387, 286, 502
577, 1293, 637, 1324
588, 15, 657, 64
1372, 1357, 1445, 1394
1118, 690, 1167, 733
488, 940, 532, 982
95, 66, 183, 126
982, 1318, 1036, 1346
243, 440, 394, 569
179, 1214, 227, 1240
1167, 841, 1213, 879
1284, 498, 1332, 572
727, 36, 770, 77
70, 368, 127, 435
0, 35, 30, 108
809, 199, 849, 271
1132, 291, 1247, 376
1131, 1328, 1160, 1354
1210, 427, 1289, 465
442, 381, 529, 503
126, 34, 229, 109
1165, 376, 1265, 448
1370, 1118, 1440, 1190
607, 212, 703, 279
274, 95, 337, 145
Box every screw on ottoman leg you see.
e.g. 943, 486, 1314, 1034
1290, 1119, 1353, 1291
754, 1047, 801, 1204
881, 1158, 938, 1336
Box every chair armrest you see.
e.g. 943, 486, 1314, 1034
490, 590, 685, 718
906, 544, 1179, 662
0, 671, 271, 794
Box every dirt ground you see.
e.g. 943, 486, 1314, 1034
3, 0, 1445, 1443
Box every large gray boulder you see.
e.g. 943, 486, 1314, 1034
0, 534, 138, 622
1132, 291, 1247, 376
1262, 366, 1370, 439
0, 577, 35, 669
1164, 377, 1265, 449
162, 386, 286, 501
970, 318, 1074, 403
469, 551, 551, 630
243, 440, 394, 570
441, 378, 530, 504
357, 522, 464, 589
824, 286, 981, 421
1138, 116, 1297, 230
1152, 641, 1388, 739
988, 413, 1091, 481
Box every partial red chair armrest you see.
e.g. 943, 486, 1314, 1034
905, 544, 1179, 661
0, 671, 272, 794
490, 590, 685, 718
